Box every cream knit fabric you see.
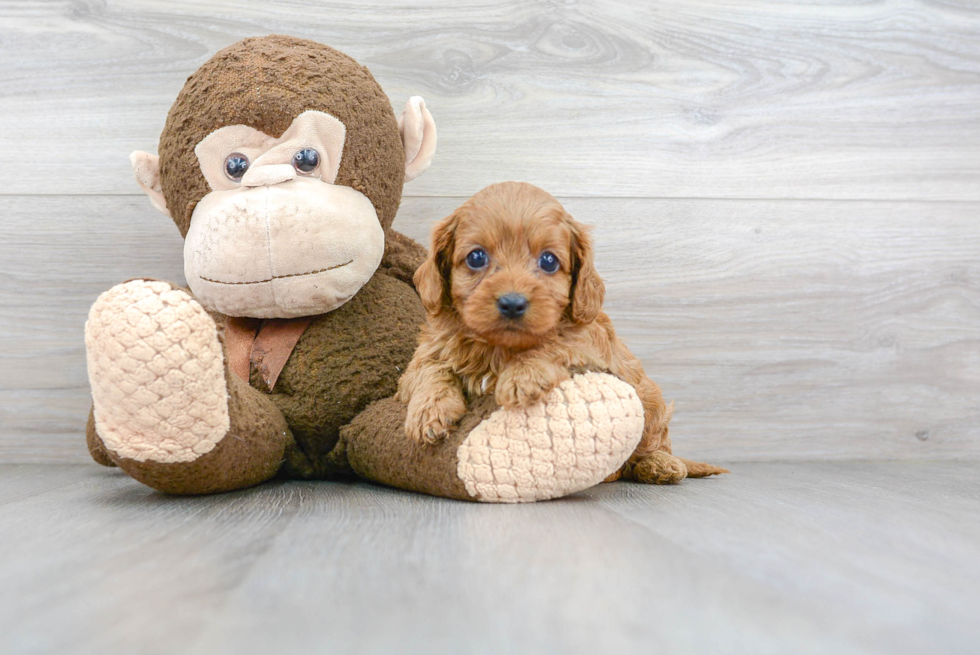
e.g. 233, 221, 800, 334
85, 280, 230, 463
457, 372, 644, 502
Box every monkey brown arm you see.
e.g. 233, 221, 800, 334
379, 229, 427, 289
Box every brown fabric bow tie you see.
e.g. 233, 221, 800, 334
223, 316, 317, 391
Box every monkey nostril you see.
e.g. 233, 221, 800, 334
497, 293, 528, 320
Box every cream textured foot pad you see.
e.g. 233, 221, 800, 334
456, 372, 644, 503
85, 280, 230, 463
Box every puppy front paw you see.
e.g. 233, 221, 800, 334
495, 363, 568, 409
404, 391, 467, 445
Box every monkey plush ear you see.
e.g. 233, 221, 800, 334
130, 151, 171, 217
398, 96, 437, 183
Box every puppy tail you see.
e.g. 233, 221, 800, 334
678, 457, 730, 478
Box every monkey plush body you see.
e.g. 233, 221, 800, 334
84, 36, 646, 502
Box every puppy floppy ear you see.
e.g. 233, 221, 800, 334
567, 215, 605, 324
414, 209, 460, 314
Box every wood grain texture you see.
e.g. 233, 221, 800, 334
0, 462, 977, 654
2, 195, 977, 463
1, 0, 979, 199
2, 1, 978, 463
0, 196, 186, 462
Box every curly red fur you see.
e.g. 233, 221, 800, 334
398, 182, 727, 483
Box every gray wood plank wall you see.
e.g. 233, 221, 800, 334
1, 0, 978, 463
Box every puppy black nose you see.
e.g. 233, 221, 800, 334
497, 293, 528, 319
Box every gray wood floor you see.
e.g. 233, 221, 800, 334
0, 461, 977, 654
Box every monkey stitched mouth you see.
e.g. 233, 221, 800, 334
199, 260, 353, 285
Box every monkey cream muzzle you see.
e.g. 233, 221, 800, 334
183, 178, 384, 318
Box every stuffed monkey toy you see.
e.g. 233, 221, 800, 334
84, 35, 645, 502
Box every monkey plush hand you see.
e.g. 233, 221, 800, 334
84, 35, 644, 502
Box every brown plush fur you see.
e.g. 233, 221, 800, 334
88, 36, 428, 491
397, 182, 728, 484
158, 35, 405, 237
339, 393, 502, 502
269, 273, 425, 478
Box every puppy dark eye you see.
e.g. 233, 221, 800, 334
466, 249, 489, 270
224, 153, 250, 181
538, 251, 560, 273
292, 148, 320, 173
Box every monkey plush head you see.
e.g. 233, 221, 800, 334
129, 35, 436, 318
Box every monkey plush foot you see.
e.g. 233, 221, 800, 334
342, 372, 646, 503
456, 373, 645, 502
85, 279, 231, 464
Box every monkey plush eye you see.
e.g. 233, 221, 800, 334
292, 148, 320, 173
224, 153, 250, 181
538, 251, 560, 274
465, 248, 489, 270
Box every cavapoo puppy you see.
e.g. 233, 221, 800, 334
397, 181, 727, 484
